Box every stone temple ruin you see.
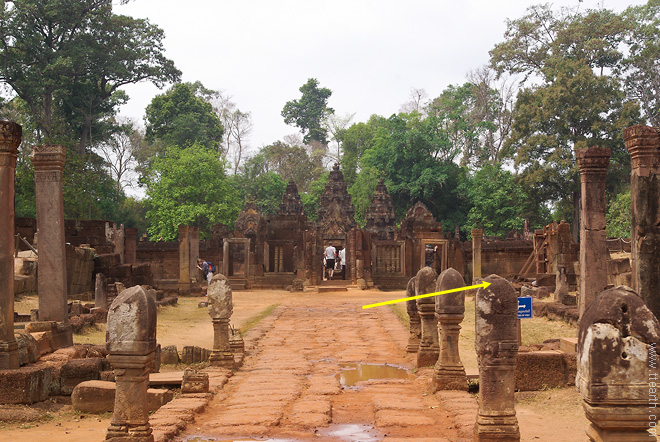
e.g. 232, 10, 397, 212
1, 120, 660, 441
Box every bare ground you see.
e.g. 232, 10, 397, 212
6, 288, 588, 441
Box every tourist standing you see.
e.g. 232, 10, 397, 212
324, 242, 336, 281
338, 247, 346, 280
197, 258, 213, 284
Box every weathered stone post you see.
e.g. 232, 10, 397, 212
474, 274, 520, 442
405, 277, 421, 353
471, 229, 483, 283
124, 227, 138, 265
106, 286, 157, 442
577, 287, 660, 441
178, 225, 190, 293
0, 121, 21, 369
576, 147, 611, 318
431, 267, 467, 392
95, 273, 108, 308
208, 274, 235, 369
30, 144, 72, 348
416, 266, 439, 367
624, 125, 660, 320
189, 227, 200, 283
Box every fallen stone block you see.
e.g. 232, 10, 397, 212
0, 366, 51, 404
30, 331, 53, 356
60, 357, 103, 395
15, 332, 40, 366
71, 380, 174, 413
515, 350, 568, 391
160, 345, 180, 365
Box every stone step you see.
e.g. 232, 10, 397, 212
149, 371, 184, 386
318, 286, 348, 293
559, 337, 578, 353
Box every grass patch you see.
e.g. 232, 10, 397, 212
240, 304, 279, 335
389, 303, 409, 328
73, 323, 106, 345
14, 293, 38, 315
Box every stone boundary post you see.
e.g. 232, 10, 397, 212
577, 286, 660, 441
431, 267, 467, 392
474, 274, 520, 442
415, 266, 439, 367
471, 229, 483, 283
0, 121, 21, 369
405, 276, 421, 353
208, 274, 235, 369
576, 147, 610, 319
624, 125, 660, 320
106, 286, 157, 442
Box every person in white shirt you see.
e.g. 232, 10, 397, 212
324, 242, 336, 280
338, 247, 346, 280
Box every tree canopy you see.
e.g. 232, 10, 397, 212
281, 78, 334, 144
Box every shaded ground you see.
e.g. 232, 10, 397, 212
7, 288, 588, 441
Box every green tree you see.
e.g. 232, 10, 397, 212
464, 164, 527, 237
144, 144, 240, 240
621, 1, 660, 126
281, 78, 334, 144
0, 0, 180, 149
233, 157, 287, 215
145, 82, 224, 151
339, 116, 384, 186
301, 173, 329, 222
606, 189, 631, 238
491, 4, 640, 225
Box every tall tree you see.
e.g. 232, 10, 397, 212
490, 4, 639, 225
215, 93, 253, 174
145, 82, 224, 151
144, 144, 240, 240
0, 0, 180, 150
95, 117, 143, 192
281, 78, 334, 144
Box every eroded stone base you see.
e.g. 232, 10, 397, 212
106, 424, 154, 442
416, 348, 439, 367
586, 423, 655, 442
474, 414, 520, 441
430, 367, 468, 392
209, 351, 235, 369
0, 340, 19, 369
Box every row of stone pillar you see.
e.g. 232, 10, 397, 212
0, 122, 72, 369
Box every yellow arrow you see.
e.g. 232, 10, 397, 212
361, 281, 491, 309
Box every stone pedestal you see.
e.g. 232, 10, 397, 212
106, 286, 157, 442
624, 125, 660, 320
471, 229, 483, 284
0, 121, 21, 369
474, 275, 520, 442
431, 268, 467, 392
207, 274, 235, 369
415, 266, 439, 367
405, 277, 421, 353
554, 267, 569, 303
577, 287, 660, 441
178, 225, 190, 293
576, 147, 610, 319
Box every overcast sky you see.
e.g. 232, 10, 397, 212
116, 0, 645, 153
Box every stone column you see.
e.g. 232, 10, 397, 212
474, 274, 520, 442
106, 286, 157, 442
625, 125, 660, 320
577, 286, 660, 442
124, 227, 138, 265
576, 147, 611, 319
431, 267, 467, 392
405, 277, 421, 353
207, 274, 235, 369
178, 225, 190, 293
416, 266, 439, 367
30, 144, 72, 348
0, 121, 21, 369
189, 227, 199, 283
471, 229, 483, 283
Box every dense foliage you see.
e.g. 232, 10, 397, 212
5, 1, 655, 240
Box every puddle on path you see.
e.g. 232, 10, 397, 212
318, 423, 381, 441
336, 363, 414, 387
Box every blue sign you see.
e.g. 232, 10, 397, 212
518, 296, 533, 319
